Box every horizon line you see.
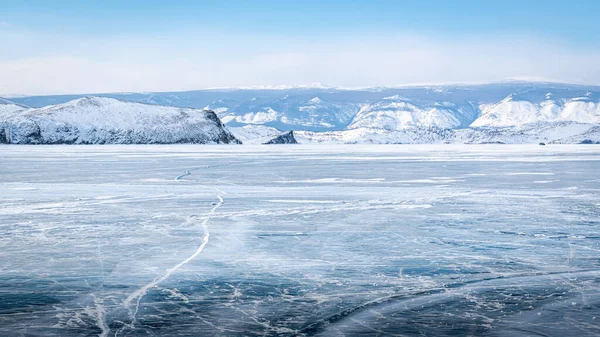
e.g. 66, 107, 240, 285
3, 78, 600, 98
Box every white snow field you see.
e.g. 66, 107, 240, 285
1, 144, 599, 336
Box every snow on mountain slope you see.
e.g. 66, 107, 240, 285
295, 123, 600, 144
215, 95, 359, 131
227, 107, 280, 125
289, 96, 358, 128
7, 82, 600, 144
560, 97, 600, 123
296, 127, 453, 144
458, 123, 600, 144
229, 125, 282, 144
0, 97, 30, 118
0, 98, 32, 142
348, 95, 477, 130
0, 97, 240, 144
472, 93, 600, 127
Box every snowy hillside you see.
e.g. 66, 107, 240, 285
459, 123, 600, 144
0, 97, 29, 118
296, 127, 453, 144
6, 81, 600, 144
229, 125, 282, 144
472, 92, 600, 127
295, 123, 600, 144
215, 95, 359, 131
11, 81, 600, 133
0, 97, 240, 144
348, 95, 477, 130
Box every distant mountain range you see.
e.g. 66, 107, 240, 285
2, 81, 599, 144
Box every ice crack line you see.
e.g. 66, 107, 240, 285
93, 296, 109, 337
118, 170, 225, 335
123, 194, 223, 312
175, 170, 191, 181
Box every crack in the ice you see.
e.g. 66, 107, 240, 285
113, 169, 225, 336
93, 295, 109, 337
174, 170, 191, 180
93, 245, 109, 337
299, 269, 600, 335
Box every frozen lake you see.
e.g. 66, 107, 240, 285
1, 144, 599, 336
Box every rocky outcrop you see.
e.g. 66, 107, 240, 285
263, 131, 298, 144
0, 97, 241, 144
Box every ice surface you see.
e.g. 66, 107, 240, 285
1, 144, 599, 336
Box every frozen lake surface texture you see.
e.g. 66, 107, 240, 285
1, 144, 599, 337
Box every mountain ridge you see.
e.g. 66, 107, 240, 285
0, 97, 240, 144
3, 81, 600, 144
9, 81, 600, 131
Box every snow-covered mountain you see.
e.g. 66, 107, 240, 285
215, 95, 359, 131
348, 95, 478, 130
296, 127, 453, 144
11, 81, 599, 131
472, 92, 600, 127
228, 125, 282, 144
295, 123, 600, 144
0, 97, 29, 119
0, 97, 240, 144
5, 81, 600, 144
459, 122, 600, 144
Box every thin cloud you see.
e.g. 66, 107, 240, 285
1, 34, 599, 95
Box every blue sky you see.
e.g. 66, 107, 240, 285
1, 0, 600, 95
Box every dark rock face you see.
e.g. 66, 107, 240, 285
203, 110, 242, 144
0, 126, 6, 144
202, 109, 222, 125
263, 131, 298, 144
579, 139, 599, 144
